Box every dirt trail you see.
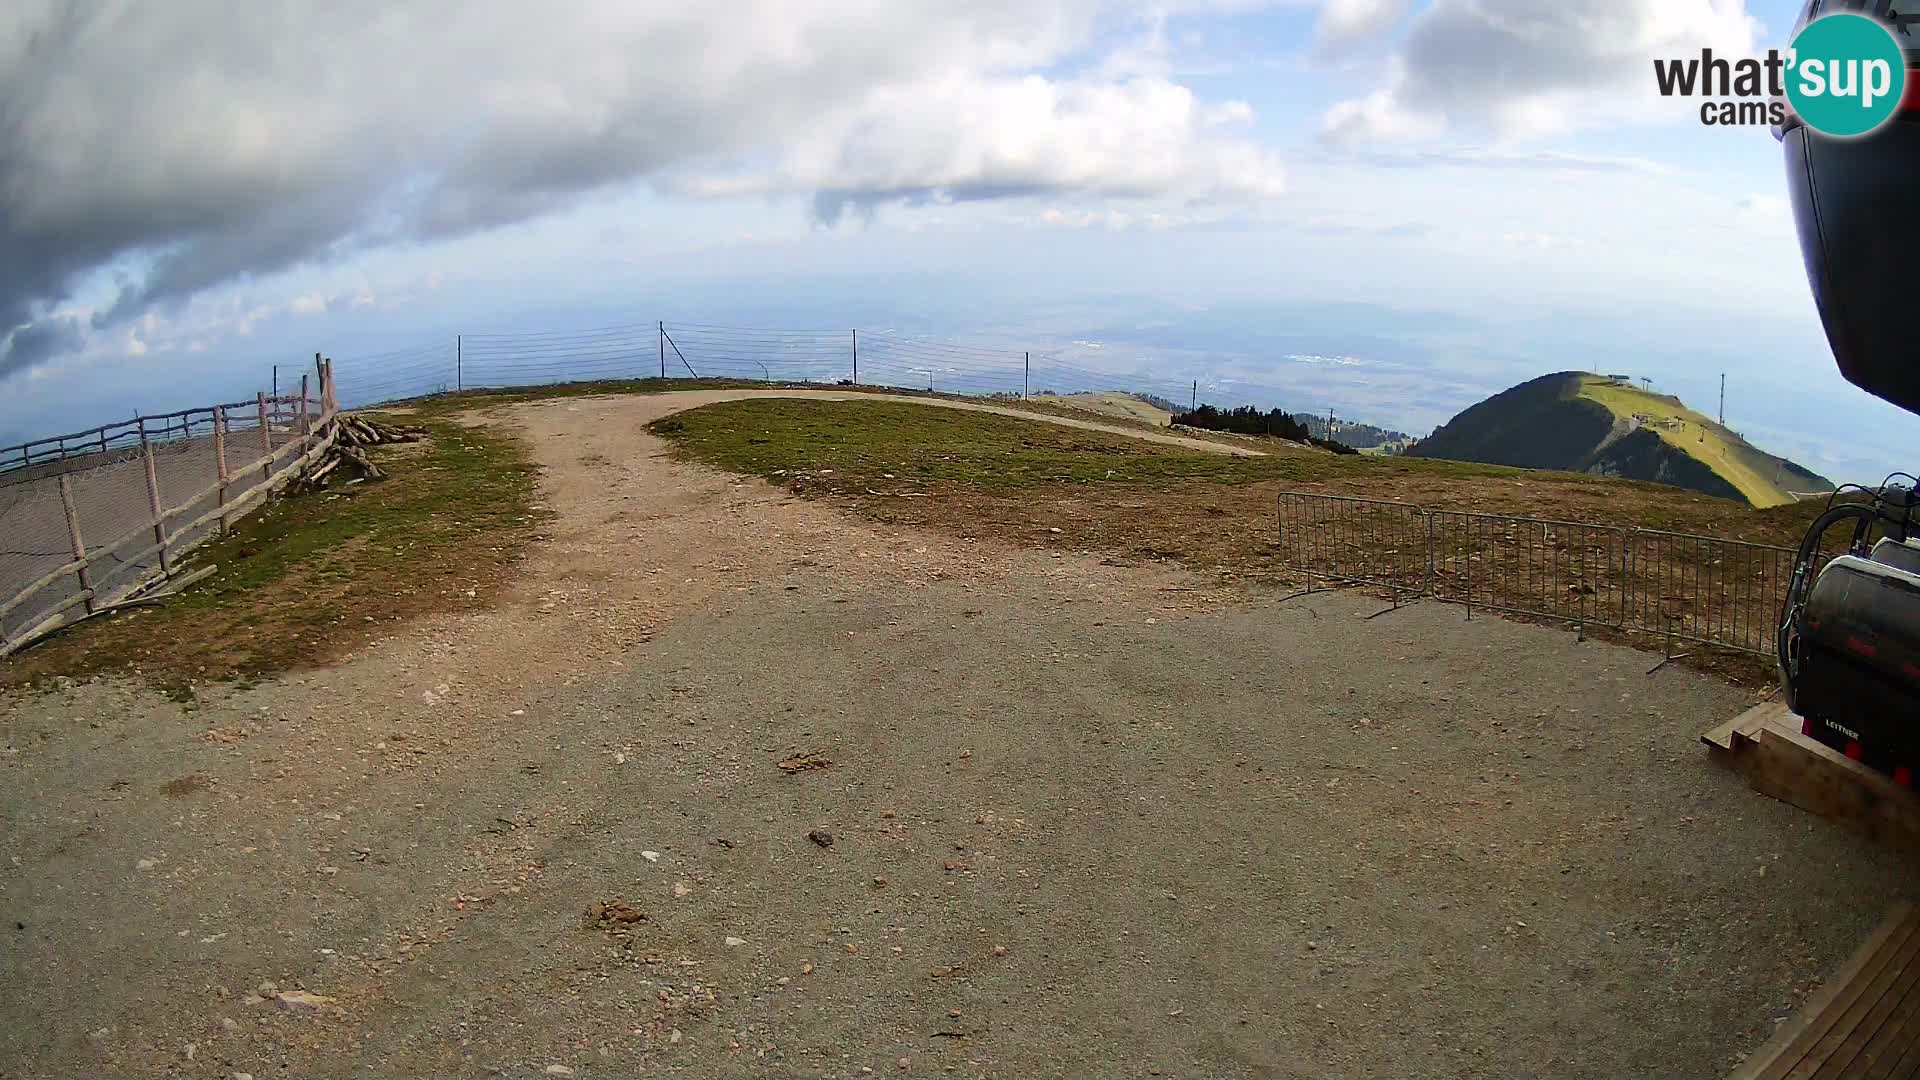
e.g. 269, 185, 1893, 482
2, 390, 1913, 1080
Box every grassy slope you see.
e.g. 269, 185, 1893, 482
651, 397, 1501, 490
1576, 376, 1820, 509
1052, 392, 1175, 426
653, 397, 1826, 544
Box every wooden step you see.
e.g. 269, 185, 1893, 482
1705, 702, 1920, 858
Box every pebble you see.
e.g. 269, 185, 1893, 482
898, 1056, 912, 1070
274, 990, 338, 1013
672, 881, 691, 898
233, 1073, 253, 1080
545, 1066, 575, 1077
725, 936, 745, 947
220, 1018, 238, 1031
808, 829, 835, 848
641, 851, 661, 862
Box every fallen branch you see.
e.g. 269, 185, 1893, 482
337, 415, 423, 448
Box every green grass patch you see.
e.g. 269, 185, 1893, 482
650, 396, 1833, 548
650, 398, 1519, 490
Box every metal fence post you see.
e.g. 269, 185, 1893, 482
659, 321, 666, 379
852, 329, 859, 384
58, 474, 94, 613
142, 434, 171, 574
1024, 352, 1030, 399
1617, 532, 1630, 630
299, 374, 312, 434
1425, 513, 1436, 597
1464, 524, 1473, 622
456, 335, 463, 391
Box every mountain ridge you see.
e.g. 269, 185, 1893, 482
1408, 372, 1831, 507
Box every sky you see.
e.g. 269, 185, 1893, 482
4, 0, 1917, 485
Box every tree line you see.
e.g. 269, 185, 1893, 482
1171, 404, 1358, 454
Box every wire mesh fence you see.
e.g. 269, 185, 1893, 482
1275, 491, 1799, 656
1, 381, 335, 655
319, 318, 1315, 421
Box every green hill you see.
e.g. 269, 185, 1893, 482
1408, 372, 1832, 508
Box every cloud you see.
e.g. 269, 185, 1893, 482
1320, 0, 1760, 143
1330, 145, 1679, 175
0, 0, 1288, 380
0, 315, 86, 380
1729, 192, 1792, 236
1314, 0, 1410, 52
695, 75, 1286, 224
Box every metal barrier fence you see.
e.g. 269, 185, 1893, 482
1275, 491, 1800, 656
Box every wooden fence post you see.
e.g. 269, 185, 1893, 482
300, 374, 312, 434
142, 434, 171, 574
58, 474, 95, 614
213, 405, 230, 532
257, 392, 273, 482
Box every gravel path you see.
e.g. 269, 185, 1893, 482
1, 391, 1912, 1080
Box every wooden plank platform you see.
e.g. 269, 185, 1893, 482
1704, 702, 1920, 858
1731, 902, 1920, 1080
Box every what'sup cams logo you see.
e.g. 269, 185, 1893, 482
1655, 10, 1912, 137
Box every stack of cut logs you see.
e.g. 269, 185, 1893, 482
293, 414, 425, 491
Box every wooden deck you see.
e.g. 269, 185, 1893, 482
1732, 902, 1920, 1080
